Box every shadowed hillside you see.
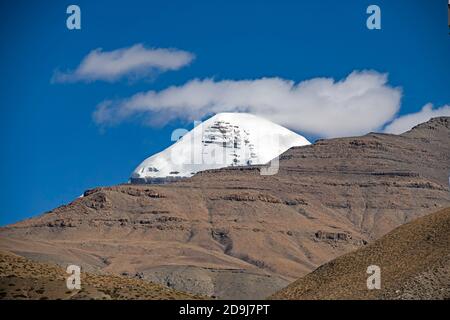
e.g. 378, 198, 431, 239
270, 207, 450, 300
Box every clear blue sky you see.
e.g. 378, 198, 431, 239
1, 0, 449, 225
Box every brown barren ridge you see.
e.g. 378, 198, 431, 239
0, 117, 449, 299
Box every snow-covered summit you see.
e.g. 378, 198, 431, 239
130, 113, 310, 183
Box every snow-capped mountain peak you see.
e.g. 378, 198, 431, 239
130, 113, 310, 183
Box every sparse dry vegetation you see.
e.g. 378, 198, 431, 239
0, 251, 204, 300
270, 207, 450, 300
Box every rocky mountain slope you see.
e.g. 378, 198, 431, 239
0, 250, 202, 300
270, 207, 450, 300
0, 117, 449, 299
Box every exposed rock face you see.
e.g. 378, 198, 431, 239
0, 117, 449, 299
270, 207, 450, 300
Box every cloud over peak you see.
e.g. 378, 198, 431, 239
94, 70, 402, 138
383, 103, 450, 134
52, 44, 194, 83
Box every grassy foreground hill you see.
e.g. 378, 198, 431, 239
0, 250, 203, 300
270, 207, 450, 300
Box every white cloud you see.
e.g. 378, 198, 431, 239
93, 70, 402, 138
383, 103, 450, 134
52, 44, 194, 83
